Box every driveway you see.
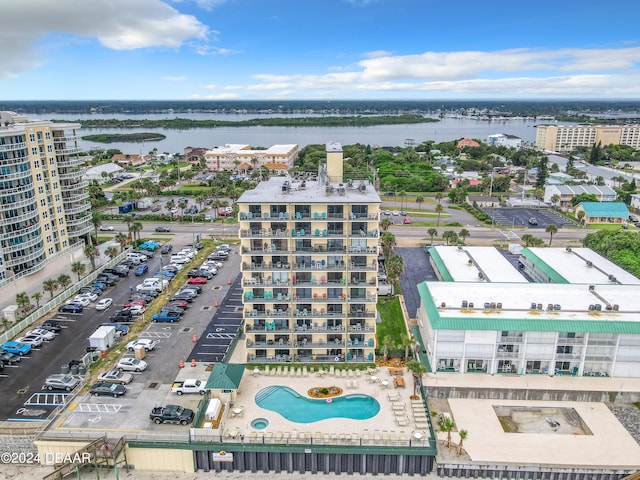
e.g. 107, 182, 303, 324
395, 247, 438, 319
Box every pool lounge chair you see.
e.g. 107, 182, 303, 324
314, 432, 323, 444
388, 392, 400, 401
415, 422, 429, 429
303, 366, 308, 376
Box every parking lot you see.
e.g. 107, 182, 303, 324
0, 241, 242, 426
482, 207, 575, 229
395, 247, 438, 318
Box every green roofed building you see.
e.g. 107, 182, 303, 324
416, 281, 640, 377
575, 201, 629, 225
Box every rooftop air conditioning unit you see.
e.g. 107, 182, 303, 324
537, 303, 543, 310
547, 304, 554, 311
595, 304, 602, 311
588, 285, 595, 291
484, 302, 491, 309
440, 302, 446, 309
468, 302, 474, 308
461, 300, 468, 308
554, 304, 561, 311
566, 247, 572, 253
496, 302, 502, 310
606, 304, 613, 311
531, 302, 537, 310
588, 304, 595, 311
613, 304, 619, 311
586, 261, 593, 267
458, 245, 463, 251
468, 260, 473, 266
609, 275, 617, 282
490, 302, 496, 309
478, 272, 484, 280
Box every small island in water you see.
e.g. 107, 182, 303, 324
81, 132, 166, 143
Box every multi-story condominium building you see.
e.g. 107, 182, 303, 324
486, 133, 523, 149
0, 111, 90, 281
543, 184, 617, 209
535, 124, 640, 152
204, 143, 298, 172
237, 143, 381, 364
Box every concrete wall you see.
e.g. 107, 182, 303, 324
127, 446, 195, 472
427, 386, 640, 403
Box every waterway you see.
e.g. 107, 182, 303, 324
42, 112, 541, 154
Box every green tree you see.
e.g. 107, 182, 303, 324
131, 221, 143, 242
407, 359, 427, 399
115, 232, 128, 252
57, 274, 72, 291
385, 253, 404, 288
457, 430, 468, 456
380, 336, 395, 362
438, 416, 456, 450
459, 229, 470, 242
71, 261, 86, 282
380, 231, 396, 258
550, 194, 561, 209
536, 157, 549, 187
105, 246, 119, 259
84, 244, 100, 271
576, 210, 586, 225
427, 228, 438, 245
43, 279, 59, 300
545, 224, 558, 246
32, 292, 42, 309
442, 230, 459, 246
16, 292, 30, 315
571, 193, 599, 207
435, 192, 443, 204
380, 217, 392, 231
416, 195, 424, 211
90, 211, 103, 244
435, 203, 443, 226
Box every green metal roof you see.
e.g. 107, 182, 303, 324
205, 363, 245, 390
416, 282, 640, 334
427, 247, 454, 282
520, 248, 569, 284
578, 201, 629, 219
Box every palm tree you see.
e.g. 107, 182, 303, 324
385, 253, 404, 287
435, 203, 443, 226
380, 218, 392, 231
380, 231, 396, 258
438, 416, 456, 450
84, 244, 100, 271
416, 195, 424, 211
16, 292, 30, 315
550, 194, 561, 209
380, 336, 395, 362
105, 246, 119, 259
178, 200, 188, 216
32, 292, 42, 309
576, 210, 586, 226
90, 211, 103, 244
115, 232, 128, 252
398, 190, 407, 211
124, 216, 134, 240
131, 221, 143, 242
407, 359, 427, 399
43, 279, 59, 300
402, 334, 418, 362
71, 261, 86, 282
457, 430, 468, 456
57, 274, 72, 291
459, 229, 470, 242
435, 192, 443, 204
545, 224, 558, 246
427, 228, 438, 245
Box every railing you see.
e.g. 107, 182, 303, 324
0, 141, 27, 151
56, 156, 85, 167
2, 234, 43, 254
67, 223, 93, 237
60, 180, 89, 191
1, 183, 34, 196
0, 210, 39, 226
0, 195, 37, 210
0, 169, 32, 181
63, 202, 92, 215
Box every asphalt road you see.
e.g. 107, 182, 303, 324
395, 247, 437, 318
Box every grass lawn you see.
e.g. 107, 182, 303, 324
376, 296, 406, 348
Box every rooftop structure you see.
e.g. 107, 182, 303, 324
429, 246, 528, 283
521, 247, 640, 285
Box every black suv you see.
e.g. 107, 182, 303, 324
103, 268, 127, 278
110, 309, 133, 323
155, 226, 171, 232
160, 244, 173, 254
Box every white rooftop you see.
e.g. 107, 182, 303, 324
527, 247, 640, 285
205, 144, 297, 155
425, 282, 640, 323
238, 176, 381, 204
432, 246, 528, 283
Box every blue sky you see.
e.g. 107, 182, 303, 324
1, 0, 640, 100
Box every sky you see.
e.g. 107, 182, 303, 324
1, 0, 640, 101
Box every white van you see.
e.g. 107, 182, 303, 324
143, 278, 169, 289
170, 255, 188, 264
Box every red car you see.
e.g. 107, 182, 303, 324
168, 300, 188, 309
188, 277, 207, 285
123, 298, 147, 308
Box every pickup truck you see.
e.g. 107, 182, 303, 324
149, 405, 194, 425
171, 379, 206, 395
152, 311, 181, 323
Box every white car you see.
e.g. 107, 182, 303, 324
136, 283, 160, 293
99, 225, 114, 231
392, 210, 399, 216
78, 291, 98, 302
25, 328, 56, 341
70, 296, 91, 307
116, 357, 148, 372
125, 338, 157, 352
97, 369, 133, 385
16, 335, 44, 347
127, 304, 146, 316
95, 298, 113, 311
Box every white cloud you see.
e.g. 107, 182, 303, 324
171, 0, 228, 11
163, 76, 187, 82
0, 0, 209, 78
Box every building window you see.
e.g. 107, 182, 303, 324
34, 160, 40, 168
38, 186, 44, 194
29, 134, 35, 142
36, 173, 42, 181
48, 247, 54, 255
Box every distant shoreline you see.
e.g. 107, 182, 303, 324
82, 133, 166, 143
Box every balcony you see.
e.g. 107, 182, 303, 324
66, 215, 91, 227
240, 229, 290, 238
58, 169, 85, 181
67, 223, 92, 237
246, 323, 293, 333
56, 156, 85, 167
0, 196, 37, 211
1, 234, 44, 254
4, 247, 46, 267
55, 146, 82, 155
2, 210, 39, 225
2, 183, 35, 196
0, 141, 27, 151
63, 192, 90, 203
63, 202, 91, 215
0, 221, 40, 240
1, 169, 32, 182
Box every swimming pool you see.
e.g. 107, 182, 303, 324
255, 386, 380, 423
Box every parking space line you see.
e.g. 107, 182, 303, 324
75, 404, 122, 413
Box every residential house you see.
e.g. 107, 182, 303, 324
575, 202, 629, 225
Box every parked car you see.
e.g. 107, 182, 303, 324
99, 225, 114, 231
96, 298, 114, 311
42, 374, 81, 391
99, 323, 130, 337
110, 309, 133, 323
169, 293, 193, 303
79, 290, 99, 301
528, 217, 538, 225
97, 370, 133, 385
16, 335, 44, 347
150, 405, 194, 425
160, 244, 173, 254
129, 293, 154, 303
0, 352, 21, 364
104, 268, 128, 278
79, 286, 102, 296
160, 305, 185, 315
163, 265, 179, 274
1, 341, 31, 356
70, 296, 91, 307
116, 357, 147, 372
124, 298, 147, 308
90, 382, 127, 397
403, 217, 411, 224
25, 328, 55, 341
90, 281, 108, 291
127, 305, 146, 316
59, 303, 84, 313
152, 311, 181, 323
134, 264, 149, 276
126, 339, 158, 352
96, 275, 116, 286
39, 320, 62, 332
167, 299, 189, 309
187, 276, 207, 285
155, 226, 171, 232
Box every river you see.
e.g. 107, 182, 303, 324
41, 112, 541, 154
